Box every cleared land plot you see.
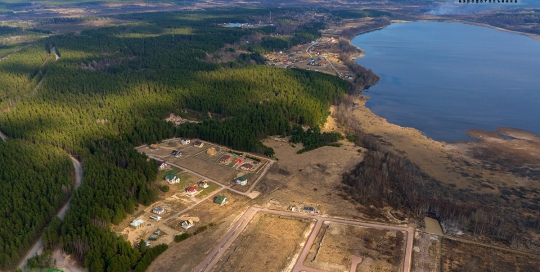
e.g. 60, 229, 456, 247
228, 172, 257, 192
167, 190, 251, 231
197, 182, 220, 198
305, 222, 406, 272
441, 238, 540, 272
411, 231, 440, 272
172, 156, 239, 185
212, 213, 313, 272
137, 145, 175, 158
194, 145, 226, 162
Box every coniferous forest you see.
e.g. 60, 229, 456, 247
0, 8, 350, 271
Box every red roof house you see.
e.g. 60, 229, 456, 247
186, 186, 198, 194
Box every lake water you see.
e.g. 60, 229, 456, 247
352, 22, 540, 142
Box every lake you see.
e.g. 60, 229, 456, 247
352, 22, 540, 142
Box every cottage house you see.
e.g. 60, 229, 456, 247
234, 176, 248, 186
171, 150, 181, 158
181, 219, 194, 229
186, 186, 197, 194
194, 141, 204, 148
165, 173, 180, 184
303, 206, 317, 214
214, 195, 228, 205
198, 180, 209, 188
181, 138, 191, 145
219, 155, 232, 164
158, 162, 171, 171
152, 206, 165, 215
239, 163, 253, 171
207, 147, 216, 155
130, 219, 145, 229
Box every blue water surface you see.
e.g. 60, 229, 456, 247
352, 22, 540, 142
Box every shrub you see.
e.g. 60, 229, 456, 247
174, 233, 190, 242
193, 225, 208, 235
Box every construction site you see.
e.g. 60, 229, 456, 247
114, 138, 273, 250
263, 37, 355, 79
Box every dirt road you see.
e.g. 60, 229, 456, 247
0, 130, 6, 142
196, 206, 415, 272
195, 207, 259, 272
17, 156, 83, 269
443, 235, 540, 258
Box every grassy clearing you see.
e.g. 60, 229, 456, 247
197, 182, 220, 198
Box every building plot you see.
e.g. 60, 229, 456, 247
196, 207, 414, 272
173, 156, 239, 185
441, 238, 540, 272
305, 222, 407, 272
211, 213, 313, 272
411, 231, 440, 272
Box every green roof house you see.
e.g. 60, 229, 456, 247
165, 173, 180, 184
214, 195, 228, 205
234, 176, 247, 186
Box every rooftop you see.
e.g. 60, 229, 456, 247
130, 219, 145, 227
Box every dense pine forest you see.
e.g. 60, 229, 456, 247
0, 141, 72, 268
0, 8, 350, 271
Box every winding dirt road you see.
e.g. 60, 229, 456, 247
0, 130, 6, 142
17, 156, 83, 269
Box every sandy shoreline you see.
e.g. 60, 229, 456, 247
349, 96, 471, 186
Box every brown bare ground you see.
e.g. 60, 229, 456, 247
179, 190, 252, 228
147, 190, 252, 272
351, 96, 540, 193
305, 222, 406, 272
212, 213, 312, 272
259, 137, 377, 220
441, 238, 540, 272
146, 210, 242, 272
411, 231, 440, 272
